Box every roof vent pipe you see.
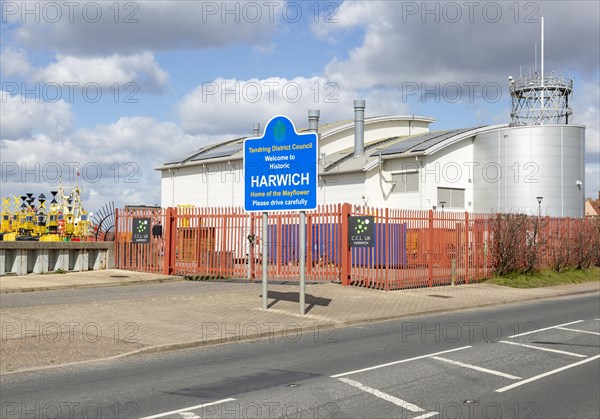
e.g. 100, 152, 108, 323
308, 109, 320, 133
354, 100, 366, 157
252, 123, 260, 137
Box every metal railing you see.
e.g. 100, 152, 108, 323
115, 205, 598, 290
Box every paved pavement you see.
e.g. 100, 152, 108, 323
1, 269, 598, 374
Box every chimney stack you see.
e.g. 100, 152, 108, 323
354, 100, 365, 157
308, 109, 320, 133
252, 123, 260, 137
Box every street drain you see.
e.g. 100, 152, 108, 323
427, 294, 453, 299
110, 275, 130, 278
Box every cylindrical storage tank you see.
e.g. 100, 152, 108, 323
473, 125, 585, 217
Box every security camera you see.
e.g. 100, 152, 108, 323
576, 180, 582, 186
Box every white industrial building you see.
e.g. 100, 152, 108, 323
157, 98, 585, 217
158, 30, 586, 219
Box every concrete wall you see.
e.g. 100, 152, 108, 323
0, 242, 114, 276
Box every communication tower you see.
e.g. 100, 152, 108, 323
509, 17, 573, 126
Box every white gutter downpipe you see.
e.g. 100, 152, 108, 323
168, 168, 175, 207
354, 100, 366, 157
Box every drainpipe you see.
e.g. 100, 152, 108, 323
378, 150, 395, 185
252, 123, 260, 137
353, 100, 365, 157
168, 168, 175, 207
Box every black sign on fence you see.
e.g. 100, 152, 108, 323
349, 216, 375, 247
132, 218, 151, 243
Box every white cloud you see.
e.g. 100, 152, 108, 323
0, 117, 219, 211
0, 90, 73, 139
8, 1, 278, 55
574, 81, 600, 155
312, 0, 600, 197
32, 52, 169, 93
0, 47, 31, 77
572, 80, 600, 197
584, 165, 599, 200
178, 76, 409, 136
319, 1, 599, 90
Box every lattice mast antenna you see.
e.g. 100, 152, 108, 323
509, 17, 573, 126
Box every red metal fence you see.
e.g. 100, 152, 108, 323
114, 205, 599, 290
344, 206, 492, 290
115, 204, 499, 290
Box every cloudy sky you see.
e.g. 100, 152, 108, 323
1, 0, 599, 213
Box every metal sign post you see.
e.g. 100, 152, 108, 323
244, 115, 318, 314
299, 211, 306, 315
262, 212, 268, 310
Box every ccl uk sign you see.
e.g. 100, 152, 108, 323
244, 115, 318, 212
132, 218, 151, 243
349, 216, 375, 247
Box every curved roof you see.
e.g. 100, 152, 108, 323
322, 125, 509, 174
156, 118, 507, 173
156, 115, 435, 170
319, 115, 435, 138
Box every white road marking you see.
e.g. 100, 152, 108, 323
495, 354, 600, 393
413, 412, 440, 419
507, 320, 584, 338
330, 346, 472, 378
499, 340, 587, 358
430, 356, 521, 379
139, 398, 236, 419
338, 377, 429, 413
556, 326, 600, 336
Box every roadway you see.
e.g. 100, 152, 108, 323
1, 293, 599, 418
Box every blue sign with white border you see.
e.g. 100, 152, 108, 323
244, 115, 318, 212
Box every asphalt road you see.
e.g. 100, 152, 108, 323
1, 293, 599, 419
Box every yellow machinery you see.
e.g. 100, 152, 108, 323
1, 197, 11, 233
1, 179, 92, 241
47, 210, 58, 233
74, 211, 91, 237
1, 212, 10, 233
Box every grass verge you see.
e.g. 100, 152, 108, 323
486, 267, 600, 288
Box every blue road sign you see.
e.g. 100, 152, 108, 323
244, 115, 318, 212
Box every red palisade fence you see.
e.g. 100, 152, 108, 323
115, 205, 599, 290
